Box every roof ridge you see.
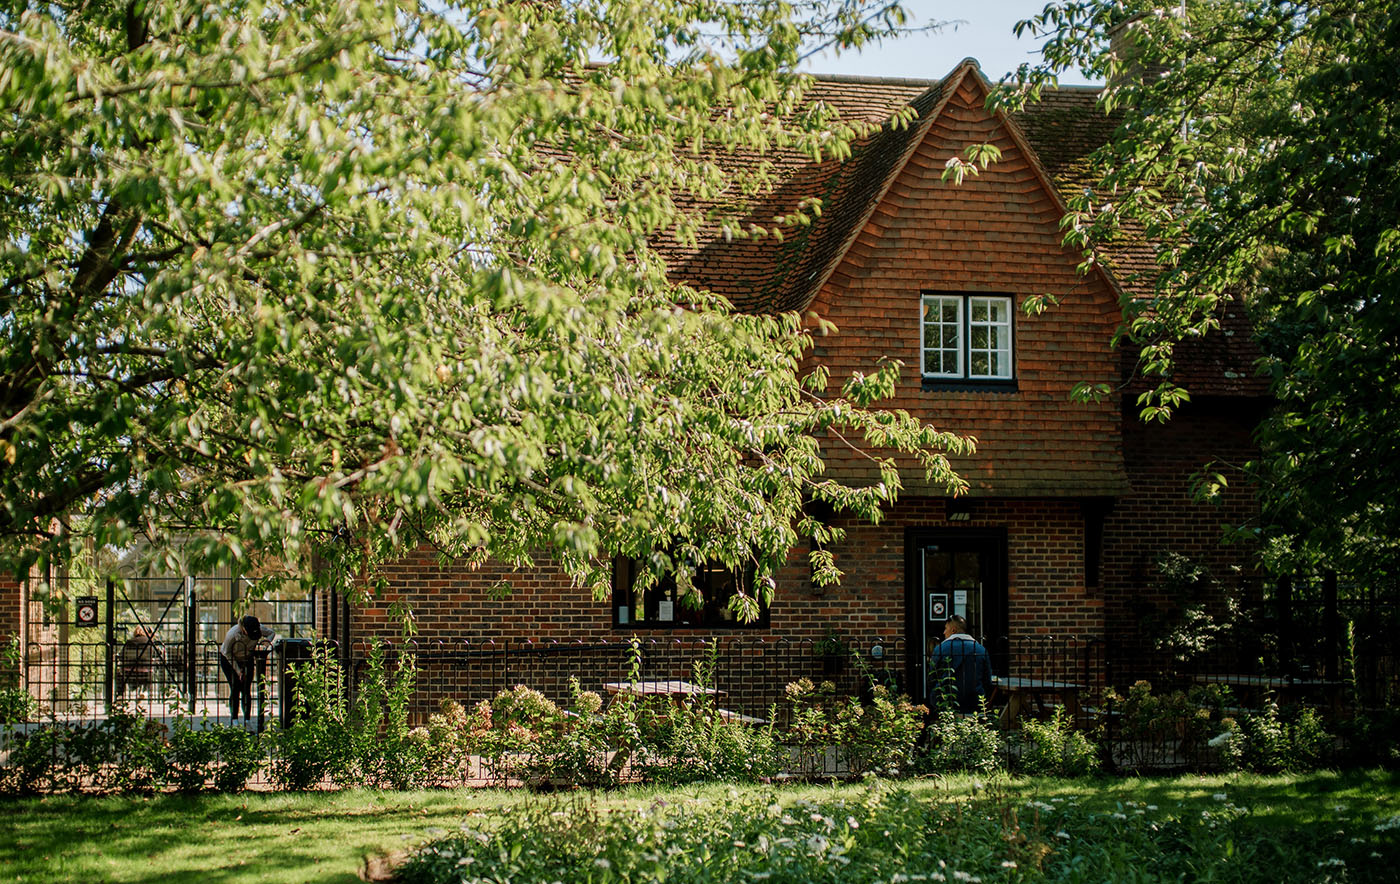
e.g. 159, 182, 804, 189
808, 72, 942, 87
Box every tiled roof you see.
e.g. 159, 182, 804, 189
657, 60, 1263, 399
658, 64, 1137, 311
659, 77, 937, 313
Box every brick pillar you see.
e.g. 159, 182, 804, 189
0, 573, 20, 645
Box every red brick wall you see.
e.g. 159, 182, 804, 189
0, 573, 20, 646
1101, 399, 1265, 654
807, 72, 1125, 497
356, 496, 1102, 646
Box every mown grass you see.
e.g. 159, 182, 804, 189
1, 771, 1398, 883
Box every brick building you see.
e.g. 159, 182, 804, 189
339, 60, 1266, 703
1, 61, 1264, 710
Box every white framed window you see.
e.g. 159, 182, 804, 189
921, 293, 1014, 381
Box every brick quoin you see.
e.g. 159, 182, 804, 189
0, 573, 19, 646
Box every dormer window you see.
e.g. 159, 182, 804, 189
921, 293, 1014, 383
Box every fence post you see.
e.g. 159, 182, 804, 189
104, 578, 115, 714
185, 576, 197, 714
1277, 574, 1294, 676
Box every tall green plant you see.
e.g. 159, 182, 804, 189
270, 644, 352, 790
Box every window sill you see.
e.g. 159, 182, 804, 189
921, 378, 1019, 393
612, 620, 769, 631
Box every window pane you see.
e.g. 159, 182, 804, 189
966, 295, 1012, 380
922, 296, 961, 377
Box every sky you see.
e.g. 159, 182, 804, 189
804, 0, 1098, 86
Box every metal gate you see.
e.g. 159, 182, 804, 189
24, 573, 314, 723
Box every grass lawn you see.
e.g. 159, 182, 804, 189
1, 770, 1398, 883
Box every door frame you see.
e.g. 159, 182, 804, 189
903, 526, 1009, 703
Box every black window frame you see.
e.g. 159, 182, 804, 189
611, 557, 770, 630
920, 291, 1018, 391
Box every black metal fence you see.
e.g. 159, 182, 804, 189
5, 628, 1395, 785
361, 635, 912, 728
21, 575, 314, 725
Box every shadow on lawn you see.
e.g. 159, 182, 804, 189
0, 792, 493, 884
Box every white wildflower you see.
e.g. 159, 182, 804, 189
1055, 831, 1071, 840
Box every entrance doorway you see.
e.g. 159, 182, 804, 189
904, 528, 1008, 702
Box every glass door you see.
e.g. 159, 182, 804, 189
906, 529, 1007, 700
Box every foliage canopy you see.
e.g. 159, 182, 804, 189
0, 0, 970, 610
1006, 0, 1400, 578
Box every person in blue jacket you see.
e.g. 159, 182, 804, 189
928, 615, 992, 714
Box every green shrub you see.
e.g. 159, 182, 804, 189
638, 646, 783, 785
167, 721, 220, 793
0, 637, 33, 724
0, 687, 36, 724
1335, 708, 1400, 768
1015, 707, 1099, 776
351, 640, 430, 789
922, 710, 1004, 773
1104, 680, 1234, 769
270, 645, 353, 790
212, 725, 263, 792
4, 725, 67, 794
781, 678, 927, 778
639, 704, 784, 785
1221, 700, 1333, 773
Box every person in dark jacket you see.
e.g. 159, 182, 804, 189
927, 615, 992, 714
219, 614, 278, 722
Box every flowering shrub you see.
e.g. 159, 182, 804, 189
782, 678, 927, 777
520, 678, 618, 788
836, 685, 927, 776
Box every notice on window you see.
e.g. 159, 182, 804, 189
618, 606, 629, 625
658, 600, 674, 622
953, 590, 968, 617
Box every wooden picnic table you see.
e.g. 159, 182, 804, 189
992, 676, 1084, 726
603, 679, 724, 699
603, 680, 764, 724
1190, 673, 1345, 711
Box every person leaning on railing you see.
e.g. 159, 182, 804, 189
219, 615, 279, 723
